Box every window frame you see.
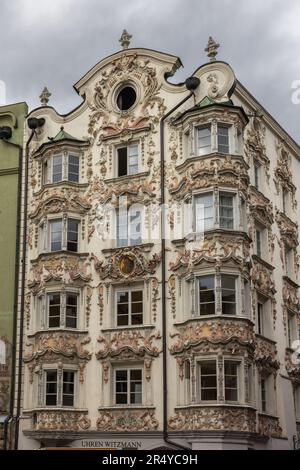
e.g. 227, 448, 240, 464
45, 290, 79, 330
44, 152, 80, 185
194, 189, 239, 233
44, 367, 77, 408
116, 142, 139, 177
47, 216, 80, 253
115, 288, 144, 327
114, 367, 143, 406
196, 272, 239, 317
116, 206, 143, 247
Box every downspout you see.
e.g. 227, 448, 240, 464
1, 139, 22, 451
160, 77, 199, 450
14, 117, 45, 450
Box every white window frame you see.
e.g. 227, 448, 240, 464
43, 366, 77, 408
196, 123, 232, 157
116, 142, 139, 177
46, 216, 80, 253
113, 366, 143, 406
196, 356, 243, 404
44, 152, 80, 184
116, 205, 143, 247
39, 289, 80, 330
195, 271, 241, 317
194, 189, 239, 233
115, 287, 144, 327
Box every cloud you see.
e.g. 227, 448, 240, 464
0, 0, 299, 141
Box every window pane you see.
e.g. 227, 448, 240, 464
67, 219, 78, 252
131, 291, 142, 302
200, 361, 217, 401
46, 371, 57, 406
129, 209, 142, 245
196, 193, 214, 231
199, 276, 214, 291
50, 220, 62, 251
117, 210, 128, 246
198, 127, 211, 156
116, 370, 128, 404
218, 126, 229, 153
63, 371, 74, 407
66, 294, 77, 328
52, 155, 62, 182
48, 293, 60, 328
68, 155, 79, 182
224, 362, 238, 402
118, 148, 127, 176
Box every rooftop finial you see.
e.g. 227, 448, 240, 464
119, 29, 132, 50
205, 36, 220, 62
39, 87, 51, 106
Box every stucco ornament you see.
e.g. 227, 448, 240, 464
96, 329, 162, 360
35, 411, 91, 431
91, 247, 161, 280
97, 409, 158, 431
88, 53, 166, 140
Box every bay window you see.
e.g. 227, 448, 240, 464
49, 217, 79, 252
44, 153, 80, 184
197, 124, 231, 156
195, 190, 240, 232
44, 291, 79, 329
197, 273, 238, 316
197, 358, 241, 403
45, 369, 75, 407
115, 368, 142, 405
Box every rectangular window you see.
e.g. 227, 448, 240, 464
48, 293, 61, 328
257, 302, 264, 335
224, 361, 238, 401
219, 193, 234, 229
116, 290, 143, 326
68, 155, 79, 183
197, 127, 211, 156
256, 229, 262, 258
67, 219, 79, 252
117, 208, 142, 247
221, 275, 236, 315
195, 193, 214, 231
115, 369, 142, 405
199, 275, 215, 315
285, 247, 294, 278
50, 219, 63, 252
66, 293, 78, 328
45, 370, 57, 406
199, 361, 217, 401
287, 311, 296, 348
261, 378, 267, 412
62, 371, 75, 406
218, 125, 229, 154
52, 155, 63, 183
117, 144, 139, 177
254, 164, 261, 190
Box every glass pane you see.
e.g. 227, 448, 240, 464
200, 303, 215, 315
131, 291, 142, 302
201, 389, 217, 400
225, 389, 237, 401
46, 382, 57, 394
201, 362, 216, 375
67, 294, 77, 306
131, 314, 143, 325
200, 290, 215, 303
221, 275, 235, 289
222, 303, 236, 315
131, 302, 143, 314
130, 393, 142, 404
118, 148, 127, 176
46, 395, 57, 406
130, 370, 142, 381
116, 394, 127, 404
201, 376, 217, 387
66, 316, 77, 328
199, 276, 214, 291
46, 371, 57, 382
62, 395, 74, 406
116, 370, 127, 381
117, 303, 128, 315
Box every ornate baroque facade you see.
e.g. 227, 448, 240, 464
15, 35, 300, 450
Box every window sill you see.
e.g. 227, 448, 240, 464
34, 181, 89, 196
28, 328, 89, 338
98, 405, 155, 411
102, 242, 154, 256
174, 316, 254, 327
31, 251, 89, 263
23, 407, 88, 413
104, 171, 150, 184
175, 152, 244, 172
175, 403, 255, 410
101, 325, 155, 333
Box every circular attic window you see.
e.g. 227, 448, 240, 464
116, 86, 137, 111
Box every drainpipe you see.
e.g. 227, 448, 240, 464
0, 132, 22, 450
160, 77, 200, 450
14, 117, 45, 450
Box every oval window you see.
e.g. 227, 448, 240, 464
116, 86, 136, 111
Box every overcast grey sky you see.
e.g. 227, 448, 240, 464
0, 0, 299, 142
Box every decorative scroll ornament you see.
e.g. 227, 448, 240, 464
96, 330, 162, 360
92, 247, 161, 280
35, 411, 91, 431
97, 409, 158, 431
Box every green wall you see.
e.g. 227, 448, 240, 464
0, 102, 27, 416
